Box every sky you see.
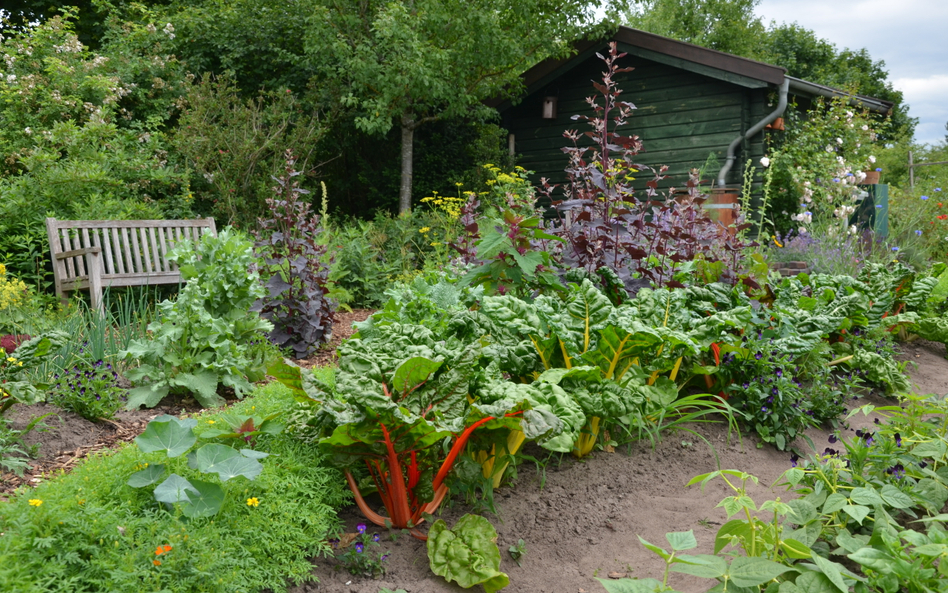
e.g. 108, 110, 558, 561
755, 0, 948, 147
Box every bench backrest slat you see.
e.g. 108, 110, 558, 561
46, 218, 217, 307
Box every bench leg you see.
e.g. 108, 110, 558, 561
86, 250, 104, 315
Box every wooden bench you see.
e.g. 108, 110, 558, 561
45, 218, 217, 313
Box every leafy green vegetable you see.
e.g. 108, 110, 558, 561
427, 514, 509, 592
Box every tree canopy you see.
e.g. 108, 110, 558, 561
302, 0, 606, 213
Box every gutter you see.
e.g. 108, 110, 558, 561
717, 77, 789, 187
786, 76, 893, 114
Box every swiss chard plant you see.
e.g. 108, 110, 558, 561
270, 323, 561, 538
122, 229, 274, 409
252, 150, 336, 358
480, 280, 738, 458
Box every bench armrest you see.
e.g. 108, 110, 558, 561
55, 247, 102, 260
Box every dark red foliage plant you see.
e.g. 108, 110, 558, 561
548, 42, 758, 295
252, 150, 335, 358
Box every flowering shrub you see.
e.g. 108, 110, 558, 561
768, 96, 882, 239
0, 264, 27, 313
0, 12, 194, 282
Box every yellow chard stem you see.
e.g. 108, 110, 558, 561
669, 356, 683, 382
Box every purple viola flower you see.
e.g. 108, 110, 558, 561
790, 453, 800, 467
775, 368, 783, 378
755, 352, 763, 360
894, 433, 902, 447
886, 464, 905, 479
828, 434, 838, 444
824, 448, 839, 457
373, 533, 380, 543
354, 542, 364, 553
356, 523, 366, 534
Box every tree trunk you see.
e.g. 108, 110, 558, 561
399, 113, 415, 215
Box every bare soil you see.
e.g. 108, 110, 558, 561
3, 311, 947, 593
295, 340, 948, 593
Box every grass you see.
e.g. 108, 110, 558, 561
0, 383, 350, 593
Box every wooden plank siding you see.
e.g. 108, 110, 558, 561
502, 49, 772, 200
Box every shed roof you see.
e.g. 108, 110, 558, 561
493, 26, 893, 115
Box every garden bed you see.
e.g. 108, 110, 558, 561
0, 309, 373, 499
291, 342, 948, 593
3, 320, 947, 593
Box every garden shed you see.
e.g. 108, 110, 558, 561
494, 26, 893, 196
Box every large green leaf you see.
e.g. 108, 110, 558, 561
726, 556, 794, 588
127, 464, 166, 488
180, 479, 225, 518
195, 443, 263, 482
671, 554, 727, 579
841, 504, 870, 525
135, 416, 197, 458
125, 383, 171, 410
172, 371, 223, 408
583, 323, 663, 381
427, 514, 509, 593
391, 356, 442, 397
481, 295, 542, 336
847, 547, 895, 573
809, 553, 849, 593
793, 571, 838, 593
153, 474, 198, 504
880, 484, 914, 509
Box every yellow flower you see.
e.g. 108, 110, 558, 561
419, 227, 431, 234
455, 182, 463, 187
28, 499, 43, 507
207, 420, 216, 424
246, 497, 260, 507
6, 357, 15, 363
772, 235, 784, 248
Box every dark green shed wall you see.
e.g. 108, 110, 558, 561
502, 44, 772, 199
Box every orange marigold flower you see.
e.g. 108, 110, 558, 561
153, 560, 161, 566
155, 544, 172, 555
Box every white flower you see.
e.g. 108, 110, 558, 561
868, 155, 876, 163
146, 23, 157, 33
855, 171, 867, 183
163, 23, 175, 39
862, 125, 869, 131
5, 74, 15, 84
826, 145, 834, 152
799, 227, 808, 235
849, 225, 858, 235
836, 137, 843, 145
23, 127, 31, 135
760, 157, 770, 168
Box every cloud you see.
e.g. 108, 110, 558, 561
756, 0, 948, 145
893, 74, 948, 146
